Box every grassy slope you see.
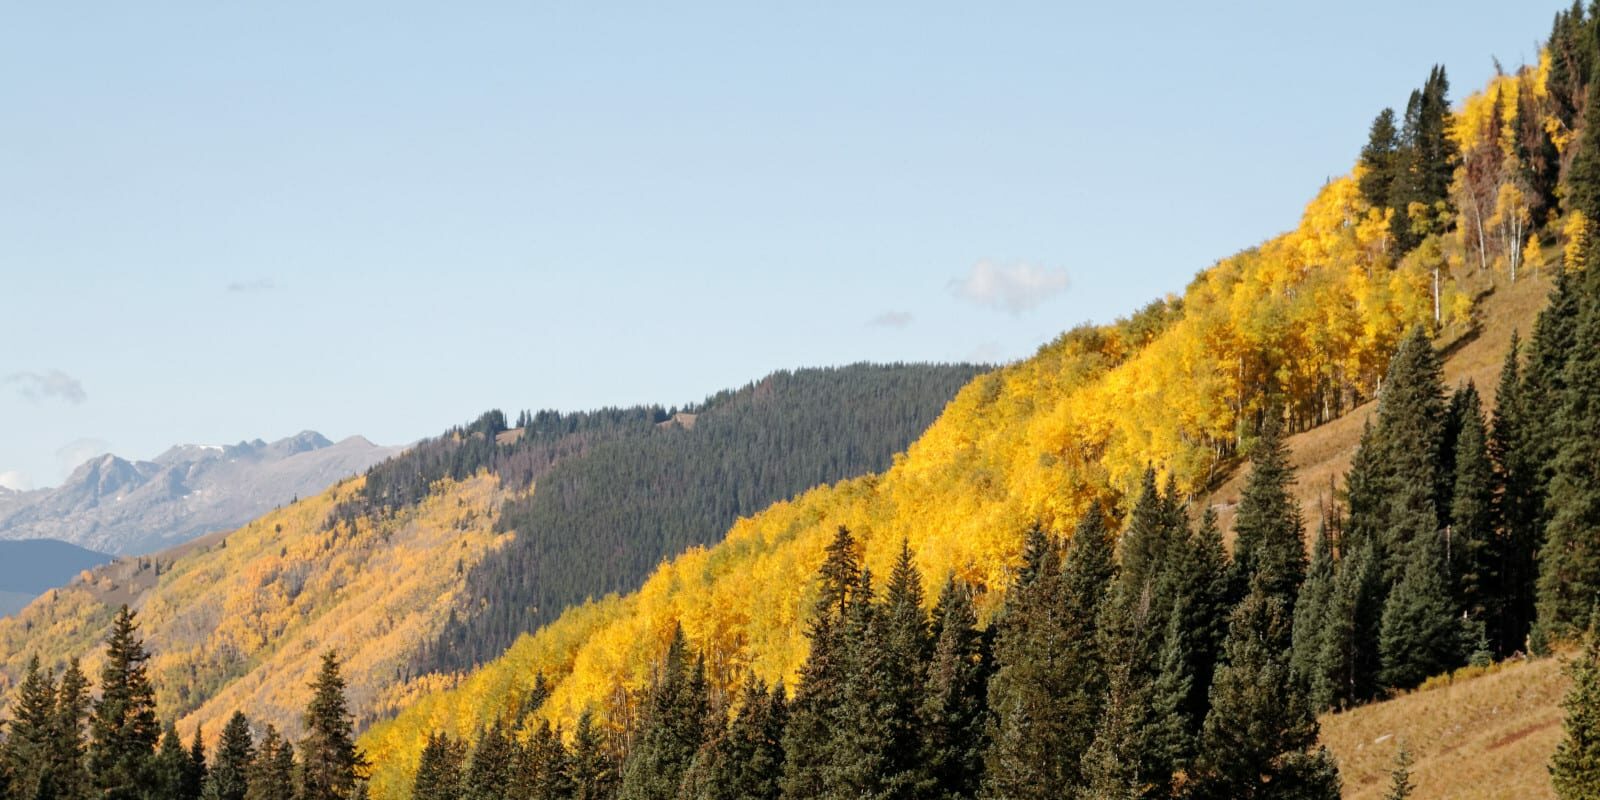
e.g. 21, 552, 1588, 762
1321, 656, 1566, 799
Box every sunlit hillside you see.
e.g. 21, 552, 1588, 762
0, 474, 509, 740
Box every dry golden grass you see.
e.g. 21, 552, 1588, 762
1204, 267, 1553, 538
1320, 655, 1567, 799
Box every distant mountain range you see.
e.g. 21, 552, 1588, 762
0, 538, 114, 616
0, 431, 400, 555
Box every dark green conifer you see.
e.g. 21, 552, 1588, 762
780, 527, 860, 798
245, 726, 296, 800
921, 579, 989, 799
618, 628, 710, 800
1359, 108, 1401, 211
1491, 332, 1538, 654
462, 723, 516, 800
298, 651, 367, 800
1293, 522, 1337, 697
1379, 532, 1466, 690
1193, 583, 1341, 800
1315, 543, 1384, 710
53, 657, 93, 800
1231, 416, 1307, 622
1552, 614, 1600, 799
204, 712, 255, 800
157, 722, 199, 800
1536, 295, 1600, 648
980, 514, 1114, 799
3, 656, 59, 800
569, 712, 617, 800
185, 728, 208, 800
1447, 383, 1497, 627
514, 721, 573, 800
685, 676, 786, 800
1384, 744, 1415, 800
90, 606, 161, 800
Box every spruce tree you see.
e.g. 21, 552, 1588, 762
830, 542, 929, 799
3, 656, 59, 800
514, 721, 574, 800
186, 729, 209, 800
1536, 295, 1600, 648
90, 605, 161, 800
1385, 744, 1415, 800
686, 676, 786, 800
462, 723, 516, 800
157, 722, 199, 800
921, 578, 989, 799
205, 712, 256, 800
780, 527, 860, 798
569, 712, 617, 800
1447, 383, 1497, 628
1566, 54, 1600, 221
1359, 108, 1401, 211
618, 627, 711, 800
981, 513, 1114, 799
1158, 508, 1232, 743
412, 732, 464, 800
1379, 531, 1466, 690
299, 651, 367, 800
1231, 416, 1307, 620
1376, 328, 1449, 586
1293, 522, 1337, 697
1193, 583, 1342, 800
1552, 615, 1600, 799
245, 726, 297, 800
53, 657, 93, 800
1491, 332, 1538, 654
1315, 543, 1384, 710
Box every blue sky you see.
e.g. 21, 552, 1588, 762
0, 2, 1561, 489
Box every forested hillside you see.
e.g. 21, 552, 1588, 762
0, 364, 977, 741
361, 11, 1600, 798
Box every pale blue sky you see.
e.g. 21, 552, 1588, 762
0, 2, 1560, 489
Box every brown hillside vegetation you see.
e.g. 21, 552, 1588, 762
1320, 656, 1567, 799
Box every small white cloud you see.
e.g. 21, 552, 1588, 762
0, 470, 32, 491
949, 261, 1070, 314
227, 278, 278, 293
56, 438, 112, 475
5, 370, 87, 404
867, 311, 914, 328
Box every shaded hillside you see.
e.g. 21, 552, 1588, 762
421, 364, 987, 673
0, 431, 400, 554
0, 539, 113, 616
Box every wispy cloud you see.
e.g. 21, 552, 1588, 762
0, 470, 32, 492
949, 261, 1070, 314
867, 311, 914, 328
56, 438, 112, 475
227, 278, 278, 293
5, 370, 87, 404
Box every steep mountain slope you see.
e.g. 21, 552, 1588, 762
0, 539, 113, 616
0, 431, 400, 554
359, 166, 1496, 795
0, 364, 977, 741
